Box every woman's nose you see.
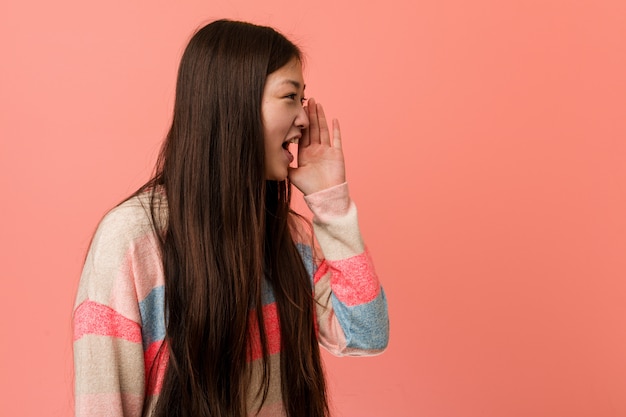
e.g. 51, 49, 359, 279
296, 105, 310, 130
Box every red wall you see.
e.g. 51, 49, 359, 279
1, 0, 625, 416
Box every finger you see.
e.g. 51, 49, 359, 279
317, 103, 330, 146
307, 97, 320, 144
332, 118, 342, 150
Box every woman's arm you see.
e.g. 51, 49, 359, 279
303, 183, 389, 356
289, 98, 389, 355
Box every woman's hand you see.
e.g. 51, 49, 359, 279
288, 98, 346, 195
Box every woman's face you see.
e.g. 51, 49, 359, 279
261, 57, 309, 181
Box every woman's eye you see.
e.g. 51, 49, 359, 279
284, 94, 306, 105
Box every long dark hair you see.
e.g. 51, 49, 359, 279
137, 20, 328, 416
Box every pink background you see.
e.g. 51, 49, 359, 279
1, 0, 626, 416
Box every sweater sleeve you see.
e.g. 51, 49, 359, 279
302, 183, 389, 356
73, 200, 166, 416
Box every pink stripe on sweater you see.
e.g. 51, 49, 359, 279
248, 303, 281, 362
326, 250, 380, 307
144, 341, 168, 395
313, 261, 330, 284
73, 300, 142, 343
142, 313, 283, 396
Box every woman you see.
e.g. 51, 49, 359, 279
73, 19, 388, 417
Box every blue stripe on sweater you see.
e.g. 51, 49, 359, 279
260, 244, 316, 306
295, 243, 317, 286
139, 286, 166, 348
331, 288, 389, 350
261, 277, 276, 305
136, 244, 318, 347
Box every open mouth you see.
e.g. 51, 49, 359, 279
282, 137, 299, 150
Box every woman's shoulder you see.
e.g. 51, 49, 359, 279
76, 189, 167, 314
95, 189, 167, 247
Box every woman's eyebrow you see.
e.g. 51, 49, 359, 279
281, 80, 306, 91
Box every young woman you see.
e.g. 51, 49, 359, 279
73, 19, 389, 417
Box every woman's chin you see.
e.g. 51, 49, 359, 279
265, 169, 289, 182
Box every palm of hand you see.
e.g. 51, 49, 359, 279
288, 98, 346, 195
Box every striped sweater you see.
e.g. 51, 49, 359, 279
73, 182, 389, 416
